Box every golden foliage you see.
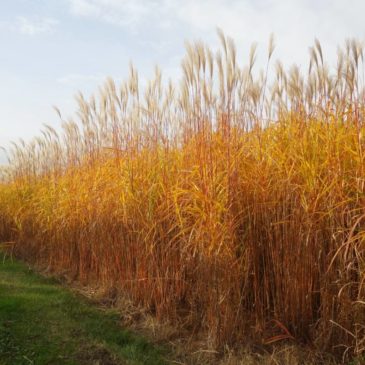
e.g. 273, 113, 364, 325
1, 34, 365, 360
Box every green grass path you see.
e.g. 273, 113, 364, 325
0, 254, 167, 365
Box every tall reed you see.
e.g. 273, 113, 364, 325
1, 33, 365, 359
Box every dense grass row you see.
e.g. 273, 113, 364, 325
1, 33, 365, 361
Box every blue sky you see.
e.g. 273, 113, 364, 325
1, 0, 365, 164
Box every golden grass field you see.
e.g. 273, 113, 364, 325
1, 32, 365, 363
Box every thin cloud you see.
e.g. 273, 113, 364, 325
15, 16, 58, 36
66, 0, 365, 69
170, 0, 365, 67
68, 0, 159, 28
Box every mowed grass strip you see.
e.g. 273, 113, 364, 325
0, 253, 167, 365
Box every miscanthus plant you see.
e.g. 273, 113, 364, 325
1, 32, 365, 361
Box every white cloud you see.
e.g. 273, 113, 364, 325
15, 16, 58, 36
0, 16, 58, 36
68, 0, 159, 28
169, 0, 365, 67
66, 0, 365, 69
68, 0, 100, 17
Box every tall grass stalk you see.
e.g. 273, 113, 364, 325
1, 34, 365, 360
